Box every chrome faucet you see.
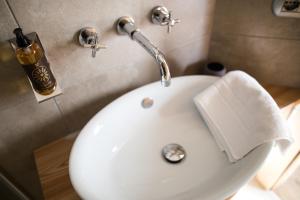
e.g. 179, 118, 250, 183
116, 16, 171, 87
151, 6, 180, 33
78, 27, 107, 58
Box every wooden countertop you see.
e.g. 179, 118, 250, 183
34, 133, 80, 200
34, 85, 300, 200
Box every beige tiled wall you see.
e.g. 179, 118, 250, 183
0, 0, 216, 198
209, 0, 300, 87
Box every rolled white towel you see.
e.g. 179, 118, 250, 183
193, 71, 293, 162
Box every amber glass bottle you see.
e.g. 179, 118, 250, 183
13, 28, 56, 95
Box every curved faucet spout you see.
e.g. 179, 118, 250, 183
155, 53, 171, 87
116, 16, 171, 87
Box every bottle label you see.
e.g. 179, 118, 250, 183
22, 56, 56, 93
31, 65, 54, 88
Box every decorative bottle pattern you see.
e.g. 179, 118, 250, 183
22, 56, 56, 94
13, 28, 56, 95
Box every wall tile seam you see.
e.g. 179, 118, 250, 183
160, 38, 205, 54
163, 36, 211, 55
0, 98, 65, 117
53, 97, 72, 133
211, 32, 300, 42
52, 35, 211, 91
74, 33, 211, 60
0, 97, 36, 113
3, 0, 20, 28
53, 62, 147, 88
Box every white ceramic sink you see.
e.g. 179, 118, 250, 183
69, 76, 272, 200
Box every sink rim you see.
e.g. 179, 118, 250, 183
69, 75, 273, 200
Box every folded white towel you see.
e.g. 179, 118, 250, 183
194, 71, 292, 162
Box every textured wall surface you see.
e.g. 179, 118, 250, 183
209, 0, 300, 87
0, 0, 216, 198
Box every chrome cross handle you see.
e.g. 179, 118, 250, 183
151, 6, 180, 33
91, 35, 107, 58
167, 11, 180, 33
78, 27, 107, 58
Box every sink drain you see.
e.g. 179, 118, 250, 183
162, 144, 186, 163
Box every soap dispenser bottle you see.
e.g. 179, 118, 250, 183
13, 28, 56, 95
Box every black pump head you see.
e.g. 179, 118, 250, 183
13, 28, 31, 48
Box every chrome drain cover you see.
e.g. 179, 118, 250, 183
162, 144, 186, 163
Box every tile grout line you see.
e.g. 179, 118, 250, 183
53, 97, 63, 115
53, 97, 71, 133
166, 36, 209, 54
4, 0, 20, 28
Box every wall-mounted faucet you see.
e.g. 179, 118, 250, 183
78, 27, 107, 58
151, 6, 180, 33
116, 16, 171, 87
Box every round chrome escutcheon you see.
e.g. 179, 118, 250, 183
162, 143, 186, 163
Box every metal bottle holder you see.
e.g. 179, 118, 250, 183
9, 32, 62, 103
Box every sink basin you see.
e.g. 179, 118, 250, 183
69, 75, 272, 200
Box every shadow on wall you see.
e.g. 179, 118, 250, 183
183, 61, 206, 75
0, 41, 34, 109
0, 80, 137, 199
0, 39, 139, 198
59, 84, 138, 132
165, 52, 206, 76
209, 0, 300, 87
